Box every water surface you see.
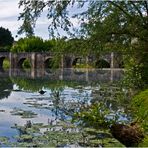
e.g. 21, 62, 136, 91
0, 68, 130, 147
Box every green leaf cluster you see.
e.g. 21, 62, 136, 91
131, 89, 148, 131
11, 36, 54, 52
0, 27, 14, 51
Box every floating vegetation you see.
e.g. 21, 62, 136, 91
8, 120, 82, 147
23, 101, 44, 108
23, 99, 54, 110
10, 108, 37, 118
26, 97, 51, 101
0, 136, 9, 145
0, 119, 124, 147
0, 70, 140, 147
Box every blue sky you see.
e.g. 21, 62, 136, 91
0, 0, 83, 40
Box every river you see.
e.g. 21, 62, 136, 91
0, 68, 131, 147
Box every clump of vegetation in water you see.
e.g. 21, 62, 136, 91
0, 118, 124, 147
0, 137, 9, 145
10, 121, 82, 147
10, 108, 37, 118
71, 83, 147, 147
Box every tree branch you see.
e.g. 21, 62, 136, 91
108, 1, 132, 18
144, 1, 148, 16
130, 1, 144, 18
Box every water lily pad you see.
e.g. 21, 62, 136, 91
10, 108, 37, 118
0, 136, 9, 144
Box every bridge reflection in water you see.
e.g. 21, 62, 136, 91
0, 68, 124, 82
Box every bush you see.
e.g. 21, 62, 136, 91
3, 58, 10, 69
11, 36, 54, 52
123, 52, 148, 89
132, 89, 148, 131
23, 59, 31, 69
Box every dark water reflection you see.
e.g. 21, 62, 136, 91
0, 68, 130, 147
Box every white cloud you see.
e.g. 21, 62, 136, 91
0, 0, 21, 38
0, 0, 51, 40
0, 0, 20, 18
0, 0, 83, 40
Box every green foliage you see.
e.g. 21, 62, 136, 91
65, 38, 90, 55
0, 136, 9, 145
0, 27, 14, 51
122, 46, 148, 89
9, 121, 83, 147
18, 0, 76, 37
73, 64, 93, 69
18, 1, 148, 44
139, 136, 148, 147
123, 56, 145, 89
18, 1, 148, 89
11, 36, 53, 52
48, 38, 88, 55
3, 58, 10, 69
9, 120, 124, 147
22, 59, 31, 69
10, 77, 87, 92
73, 103, 110, 129
131, 89, 148, 131
72, 83, 131, 129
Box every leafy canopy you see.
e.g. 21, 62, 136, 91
18, 1, 148, 41
0, 27, 14, 51
11, 36, 54, 52
18, 1, 148, 88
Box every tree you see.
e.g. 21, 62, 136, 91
0, 27, 14, 51
18, 0, 148, 88
11, 36, 53, 52
18, 0, 81, 37
18, 1, 148, 39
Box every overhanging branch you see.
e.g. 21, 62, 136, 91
108, 1, 132, 18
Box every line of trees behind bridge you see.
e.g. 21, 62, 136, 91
0, 27, 92, 55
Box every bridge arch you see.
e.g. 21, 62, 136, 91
72, 57, 84, 67
95, 59, 110, 68
44, 58, 53, 69
0, 57, 10, 70
72, 58, 79, 67
17, 57, 31, 69
0, 57, 5, 69
119, 61, 124, 68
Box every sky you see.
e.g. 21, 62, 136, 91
0, 0, 84, 41
0, 0, 51, 40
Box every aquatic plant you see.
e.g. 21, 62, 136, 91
10, 108, 37, 118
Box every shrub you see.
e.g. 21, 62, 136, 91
11, 36, 53, 52
132, 89, 148, 131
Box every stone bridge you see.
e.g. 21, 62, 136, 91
0, 52, 123, 70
